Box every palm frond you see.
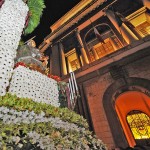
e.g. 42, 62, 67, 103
24, 0, 45, 35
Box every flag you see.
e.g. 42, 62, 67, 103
146, 8, 150, 14
114, 12, 123, 27
93, 27, 105, 44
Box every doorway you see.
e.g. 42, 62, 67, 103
115, 91, 150, 147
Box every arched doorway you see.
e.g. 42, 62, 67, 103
103, 77, 150, 148
115, 91, 150, 147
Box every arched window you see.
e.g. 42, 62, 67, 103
115, 91, 150, 147
85, 24, 122, 62
127, 110, 150, 140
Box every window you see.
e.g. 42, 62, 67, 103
136, 21, 150, 37
94, 37, 120, 59
65, 49, 80, 72
127, 110, 150, 140
115, 91, 150, 146
85, 24, 123, 61
127, 7, 150, 37
89, 49, 95, 62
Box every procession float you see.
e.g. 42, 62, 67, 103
0, 0, 107, 149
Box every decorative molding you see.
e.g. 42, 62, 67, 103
112, 85, 150, 104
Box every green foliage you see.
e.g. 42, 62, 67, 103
0, 93, 107, 149
18, 40, 25, 46
0, 122, 106, 149
24, 0, 45, 35
0, 93, 88, 129
58, 82, 68, 108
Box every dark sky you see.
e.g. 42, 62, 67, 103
22, 0, 80, 47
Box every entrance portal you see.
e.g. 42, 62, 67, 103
115, 91, 150, 147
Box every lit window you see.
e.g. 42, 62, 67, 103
94, 38, 120, 59
89, 49, 95, 62
127, 110, 150, 140
65, 48, 80, 72
136, 22, 150, 37
85, 25, 123, 61
127, 7, 150, 37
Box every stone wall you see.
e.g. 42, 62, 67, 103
81, 52, 150, 149
126, 55, 150, 80
83, 73, 114, 149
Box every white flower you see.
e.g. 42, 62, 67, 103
28, 115, 33, 120
17, 111, 23, 116
0, 114, 3, 119
30, 111, 35, 116
0, 0, 28, 96
40, 111, 45, 117
3, 108, 9, 114
13, 118, 20, 124
18, 143, 23, 148
9, 109, 15, 114
12, 136, 20, 144
9, 66, 60, 107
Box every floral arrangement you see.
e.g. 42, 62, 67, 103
57, 81, 70, 108
14, 62, 27, 68
0, 1, 107, 150
0, 0, 28, 96
9, 66, 60, 107
14, 62, 61, 82
0, 93, 107, 150
48, 74, 61, 82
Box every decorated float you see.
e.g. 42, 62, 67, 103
0, 0, 107, 149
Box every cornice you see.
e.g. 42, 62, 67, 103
39, 0, 117, 52
39, 0, 108, 49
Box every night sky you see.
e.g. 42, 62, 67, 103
22, 0, 80, 47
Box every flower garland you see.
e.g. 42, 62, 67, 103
14, 62, 27, 68
48, 74, 61, 82
14, 62, 61, 82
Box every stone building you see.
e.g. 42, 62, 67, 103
39, 0, 150, 149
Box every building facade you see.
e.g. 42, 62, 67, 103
39, 0, 150, 149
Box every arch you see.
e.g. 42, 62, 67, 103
116, 91, 150, 146
103, 77, 150, 148
83, 23, 123, 62
84, 23, 112, 43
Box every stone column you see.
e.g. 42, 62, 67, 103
59, 42, 67, 75
51, 44, 61, 76
109, 37, 118, 51
142, 0, 150, 9
49, 51, 53, 74
105, 9, 139, 44
75, 29, 89, 65
92, 47, 99, 60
